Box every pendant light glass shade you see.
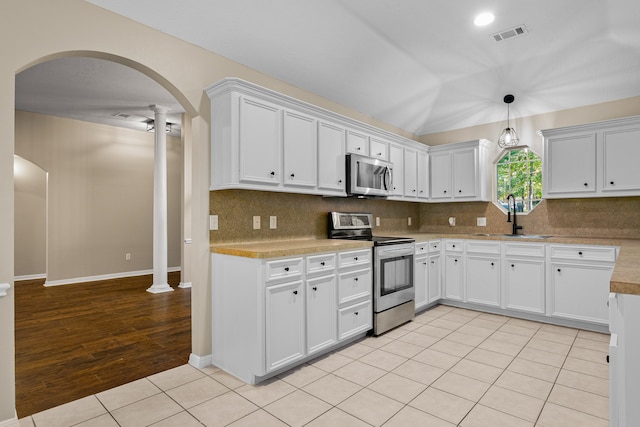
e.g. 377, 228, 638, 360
497, 94, 519, 148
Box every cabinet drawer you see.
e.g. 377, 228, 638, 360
445, 240, 464, 252
338, 299, 372, 340
306, 253, 336, 275
338, 249, 372, 269
549, 245, 616, 263
504, 243, 545, 258
466, 240, 501, 255
265, 257, 303, 282
429, 240, 442, 253
338, 268, 372, 304
415, 242, 429, 255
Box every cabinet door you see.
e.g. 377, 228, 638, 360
453, 148, 477, 198
307, 275, 337, 355
265, 280, 305, 372
430, 151, 452, 199
428, 253, 442, 303
338, 299, 372, 340
317, 121, 346, 194
544, 133, 596, 196
602, 127, 640, 192
239, 96, 282, 185
389, 144, 404, 196
414, 256, 428, 311
404, 148, 418, 198
346, 129, 369, 155
417, 151, 429, 199
283, 110, 317, 189
550, 263, 611, 324
444, 253, 463, 301
369, 137, 389, 160
503, 258, 545, 314
465, 255, 500, 307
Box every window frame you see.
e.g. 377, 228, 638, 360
492, 145, 543, 215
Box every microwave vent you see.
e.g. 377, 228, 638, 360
492, 25, 528, 42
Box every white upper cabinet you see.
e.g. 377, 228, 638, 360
389, 143, 405, 197
317, 121, 346, 195
543, 132, 597, 196
417, 151, 429, 200
542, 115, 640, 198
283, 109, 317, 189
346, 129, 369, 156
239, 96, 282, 186
404, 148, 418, 198
206, 78, 421, 197
429, 139, 490, 202
369, 137, 389, 160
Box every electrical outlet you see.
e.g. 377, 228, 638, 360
477, 217, 487, 227
270, 216, 277, 229
449, 217, 456, 226
408, 217, 412, 226
253, 216, 261, 230
209, 215, 219, 230
125, 253, 131, 261
376, 217, 380, 227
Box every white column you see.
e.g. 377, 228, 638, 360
147, 105, 173, 294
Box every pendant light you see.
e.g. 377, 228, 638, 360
497, 94, 519, 148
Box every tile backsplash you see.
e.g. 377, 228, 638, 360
210, 190, 640, 243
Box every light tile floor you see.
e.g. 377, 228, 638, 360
19, 305, 610, 427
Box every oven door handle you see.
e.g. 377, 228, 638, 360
378, 248, 414, 257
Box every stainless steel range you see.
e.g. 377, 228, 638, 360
329, 212, 415, 335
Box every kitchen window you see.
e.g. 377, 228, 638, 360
496, 147, 542, 214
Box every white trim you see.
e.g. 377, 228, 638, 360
43, 267, 181, 287
189, 353, 212, 369
178, 281, 192, 289
0, 412, 19, 427
14, 273, 46, 281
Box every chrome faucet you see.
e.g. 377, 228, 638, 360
506, 194, 523, 235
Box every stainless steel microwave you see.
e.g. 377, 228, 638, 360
346, 153, 393, 198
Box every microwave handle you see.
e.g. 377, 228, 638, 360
383, 166, 392, 191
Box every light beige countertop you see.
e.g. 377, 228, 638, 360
211, 233, 640, 296
210, 238, 372, 259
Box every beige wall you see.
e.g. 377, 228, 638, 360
14, 111, 182, 283
14, 156, 46, 277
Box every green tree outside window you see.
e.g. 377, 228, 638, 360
497, 148, 542, 213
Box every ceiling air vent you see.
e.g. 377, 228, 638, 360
492, 25, 528, 42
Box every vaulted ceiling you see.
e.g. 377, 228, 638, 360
16, 0, 640, 137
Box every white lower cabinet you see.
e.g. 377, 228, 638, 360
465, 240, 501, 308
444, 254, 464, 301
212, 247, 371, 384
503, 257, 546, 314
415, 253, 428, 311
306, 274, 337, 355
466, 255, 500, 307
547, 244, 616, 325
265, 280, 305, 372
428, 252, 442, 303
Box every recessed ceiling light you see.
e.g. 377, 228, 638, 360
474, 12, 495, 26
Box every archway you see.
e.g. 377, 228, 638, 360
13, 51, 197, 417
